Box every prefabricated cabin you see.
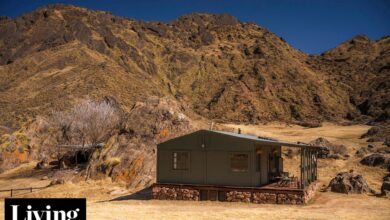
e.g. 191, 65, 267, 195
156, 129, 321, 188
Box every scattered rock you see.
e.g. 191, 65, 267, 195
35, 159, 49, 169
361, 127, 380, 139
361, 126, 390, 144
367, 144, 375, 149
355, 146, 374, 157
41, 176, 48, 180
49, 178, 65, 186
328, 172, 374, 194
309, 137, 347, 159
360, 153, 386, 167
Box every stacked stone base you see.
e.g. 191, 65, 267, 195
303, 181, 321, 203
152, 186, 200, 200
152, 182, 319, 205
227, 191, 303, 204
226, 191, 251, 202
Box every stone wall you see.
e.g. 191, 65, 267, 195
152, 186, 200, 201
226, 191, 251, 202
152, 183, 319, 205
253, 192, 277, 203
276, 193, 303, 204
303, 181, 321, 203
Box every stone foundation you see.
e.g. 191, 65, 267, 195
253, 192, 277, 203
152, 182, 319, 205
303, 181, 321, 203
152, 186, 200, 201
226, 191, 251, 202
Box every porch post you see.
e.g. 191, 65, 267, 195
314, 151, 318, 180
300, 147, 304, 189
309, 149, 312, 184
305, 148, 308, 187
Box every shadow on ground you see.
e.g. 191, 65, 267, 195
110, 187, 152, 201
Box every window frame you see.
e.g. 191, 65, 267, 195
171, 151, 190, 171
229, 152, 250, 173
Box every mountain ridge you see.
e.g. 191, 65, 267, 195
0, 4, 389, 128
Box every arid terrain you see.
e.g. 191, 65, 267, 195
0, 4, 389, 220
1, 123, 389, 220
0, 4, 389, 128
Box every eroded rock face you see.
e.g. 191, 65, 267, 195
85, 97, 195, 187
328, 172, 374, 194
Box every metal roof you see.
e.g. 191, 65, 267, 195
206, 129, 324, 150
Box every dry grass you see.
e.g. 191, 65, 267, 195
224, 122, 387, 191
1, 193, 389, 220
0, 123, 389, 220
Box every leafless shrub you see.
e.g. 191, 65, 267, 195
50, 100, 121, 163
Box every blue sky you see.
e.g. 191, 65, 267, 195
0, 0, 388, 54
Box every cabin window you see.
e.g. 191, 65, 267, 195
172, 152, 189, 170
230, 153, 249, 172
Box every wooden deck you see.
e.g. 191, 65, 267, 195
260, 181, 300, 191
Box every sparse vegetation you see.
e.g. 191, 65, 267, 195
100, 157, 121, 176
49, 99, 121, 168
51, 99, 121, 147
0, 5, 388, 219
0, 5, 388, 128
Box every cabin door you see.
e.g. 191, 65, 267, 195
268, 149, 280, 182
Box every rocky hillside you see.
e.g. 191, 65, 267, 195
308, 35, 390, 123
1, 4, 388, 128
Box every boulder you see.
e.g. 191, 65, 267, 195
49, 178, 65, 186
360, 153, 386, 166
309, 137, 331, 147
309, 137, 347, 158
328, 172, 374, 194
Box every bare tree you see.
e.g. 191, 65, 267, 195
50, 99, 121, 165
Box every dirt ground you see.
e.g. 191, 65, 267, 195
0, 123, 389, 219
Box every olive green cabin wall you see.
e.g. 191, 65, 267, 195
157, 130, 282, 187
